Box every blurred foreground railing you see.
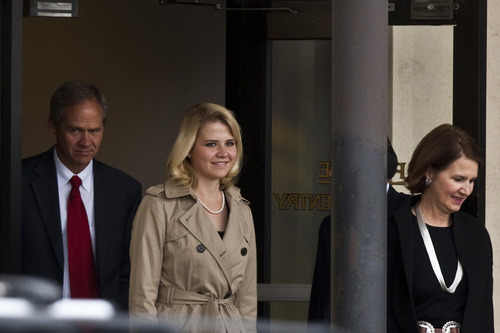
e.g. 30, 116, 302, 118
0, 275, 339, 332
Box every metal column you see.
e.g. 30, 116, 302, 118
330, 1, 388, 331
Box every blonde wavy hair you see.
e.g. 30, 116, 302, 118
166, 103, 243, 190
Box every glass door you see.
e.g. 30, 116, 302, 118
261, 26, 455, 330
262, 40, 332, 329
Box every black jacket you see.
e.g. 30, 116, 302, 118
387, 195, 494, 332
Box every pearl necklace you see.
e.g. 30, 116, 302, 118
198, 190, 225, 214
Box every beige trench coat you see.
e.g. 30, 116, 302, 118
129, 179, 257, 332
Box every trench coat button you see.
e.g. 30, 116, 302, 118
241, 247, 248, 256
197, 244, 206, 253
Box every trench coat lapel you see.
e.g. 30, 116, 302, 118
221, 190, 250, 294
222, 188, 248, 255
179, 202, 235, 286
180, 193, 243, 289
31, 151, 64, 270
167, 182, 249, 292
179, 202, 226, 254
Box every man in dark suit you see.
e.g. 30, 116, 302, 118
308, 138, 411, 326
22, 81, 142, 310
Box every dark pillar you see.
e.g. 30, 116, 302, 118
0, 0, 23, 274
330, 0, 388, 331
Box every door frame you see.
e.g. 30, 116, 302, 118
225, 0, 487, 319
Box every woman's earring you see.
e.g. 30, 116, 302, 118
425, 178, 432, 187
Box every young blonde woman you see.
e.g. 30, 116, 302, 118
129, 103, 257, 332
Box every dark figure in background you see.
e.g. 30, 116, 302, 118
387, 124, 493, 332
22, 81, 142, 310
308, 138, 411, 326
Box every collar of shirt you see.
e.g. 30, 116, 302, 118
53, 148, 93, 191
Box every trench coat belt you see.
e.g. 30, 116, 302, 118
157, 285, 236, 306
157, 286, 242, 332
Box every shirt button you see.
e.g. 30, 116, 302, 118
197, 244, 206, 253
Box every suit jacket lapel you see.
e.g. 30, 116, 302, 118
394, 204, 416, 293
387, 185, 399, 215
32, 149, 65, 270
93, 160, 111, 273
452, 213, 475, 280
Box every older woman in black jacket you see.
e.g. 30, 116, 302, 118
387, 124, 493, 332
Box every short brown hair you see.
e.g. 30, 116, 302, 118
406, 124, 483, 194
49, 80, 108, 125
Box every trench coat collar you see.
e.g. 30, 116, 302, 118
163, 180, 221, 255
163, 178, 194, 198
163, 178, 246, 202
163, 179, 250, 288
163, 180, 249, 252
